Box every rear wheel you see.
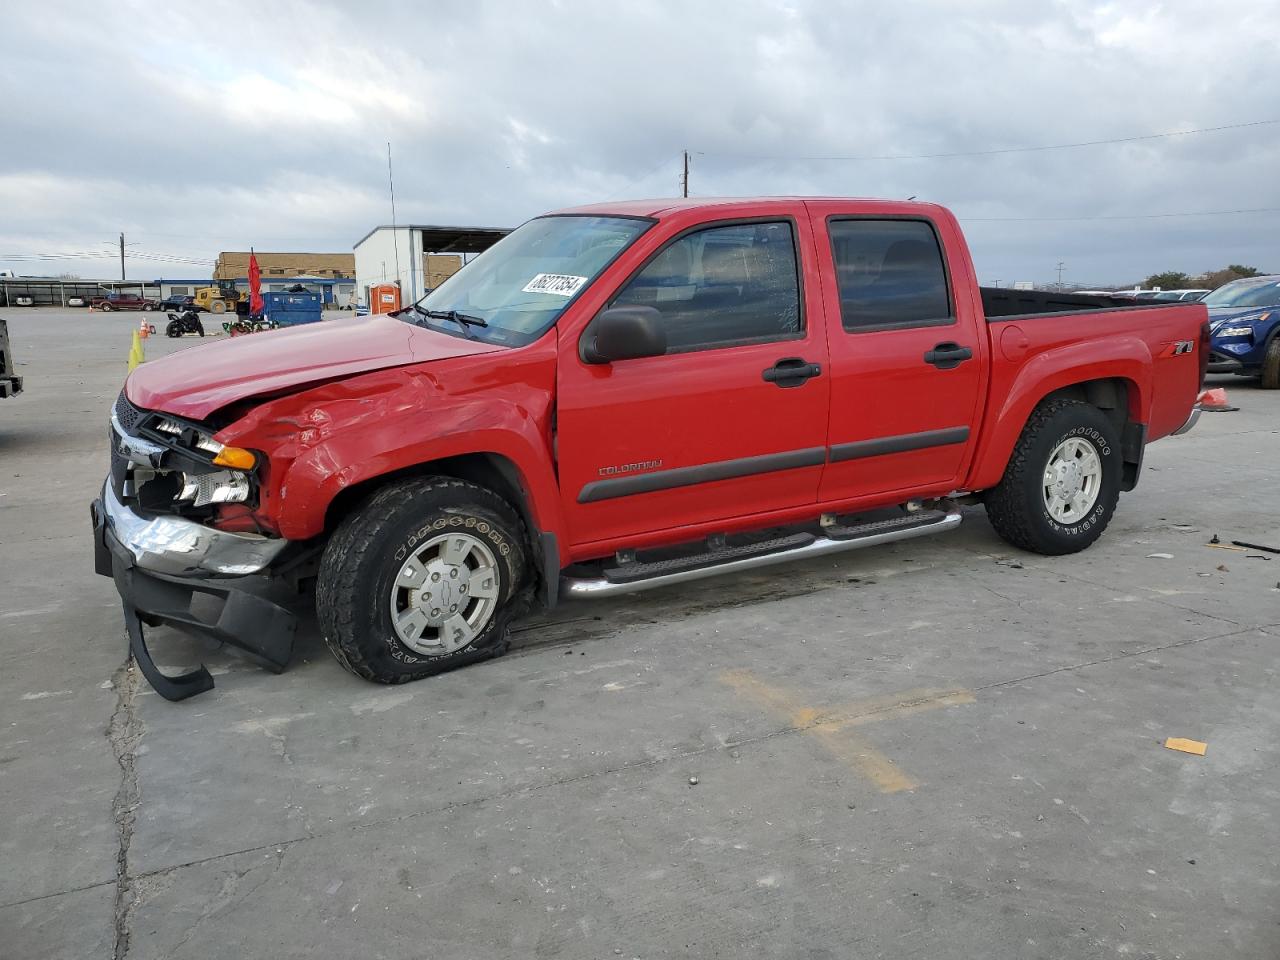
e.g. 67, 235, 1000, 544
211, 300, 226, 314
1260, 335, 1280, 389
985, 399, 1121, 555
317, 478, 529, 684
100, 302, 112, 312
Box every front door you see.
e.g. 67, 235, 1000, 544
809, 208, 986, 502
557, 215, 830, 551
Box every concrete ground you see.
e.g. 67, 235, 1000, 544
1, 308, 1277, 960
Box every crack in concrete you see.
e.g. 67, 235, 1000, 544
107, 659, 142, 960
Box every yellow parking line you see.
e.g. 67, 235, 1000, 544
720, 670, 974, 794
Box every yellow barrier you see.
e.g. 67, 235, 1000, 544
127, 329, 145, 372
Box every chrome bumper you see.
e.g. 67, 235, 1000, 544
99, 481, 288, 577
1172, 405, 1201, 436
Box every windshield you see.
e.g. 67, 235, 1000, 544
1202, 277, 1280, 309
407, 215, 652, 345
1152, 291, 1186, 301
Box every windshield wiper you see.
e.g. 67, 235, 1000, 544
414, 306, 487, 334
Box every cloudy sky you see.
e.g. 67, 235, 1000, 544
2, 0, 1278, 286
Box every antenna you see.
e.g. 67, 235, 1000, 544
388, 141, 402, 291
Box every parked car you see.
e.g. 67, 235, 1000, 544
67, 296, 87, 307
159, 294, 196, 312
0, 318, 22, 398
92, 197, 1207, 700
1204, 275, 1280, 387
92, 294, 158, 312
14, 296, 34, 306
1151, 289, 1210, 302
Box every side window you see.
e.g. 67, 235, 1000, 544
828, 220, 953, 331
613, 221, 801, 353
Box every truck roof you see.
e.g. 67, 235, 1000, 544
549, 197, 949, 220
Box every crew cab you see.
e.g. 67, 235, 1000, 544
92, 293, 158, 312
91, 198, 1208, 700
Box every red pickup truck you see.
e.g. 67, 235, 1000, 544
93, 198, 1207, 699
92, 293, 159, 311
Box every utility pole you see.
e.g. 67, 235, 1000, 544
387, 142, 402, 293
681, 150, 689, 198
119, 232, 126, 281
1056, 261, 1065, 290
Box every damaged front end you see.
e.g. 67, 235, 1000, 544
92, 392, 301, 701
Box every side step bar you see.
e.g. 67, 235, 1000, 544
561, 505, 963, 600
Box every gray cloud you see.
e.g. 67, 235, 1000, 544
2, 0, 1278, 285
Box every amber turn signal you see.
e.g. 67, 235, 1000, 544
212, 446, 257, 470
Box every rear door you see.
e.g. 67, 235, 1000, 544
809, 205, 987, 502
556, 211, 831, 550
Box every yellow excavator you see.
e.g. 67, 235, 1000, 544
193, 280, 249, 315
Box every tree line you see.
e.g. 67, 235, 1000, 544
1144, 264, 1266, 291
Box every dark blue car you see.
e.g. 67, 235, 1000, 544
1205, 275, 1280, 388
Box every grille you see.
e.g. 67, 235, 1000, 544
113, 391, 143, 433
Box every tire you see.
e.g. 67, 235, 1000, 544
317, 477, 530, 684
165, 320, 181, 338
1260, 335, 1280, 389
196, 320, 205, 337
100, 302, 112, 312
985, 399, 1122, 555
211, 301, 226, 314
143, 303, 154, 311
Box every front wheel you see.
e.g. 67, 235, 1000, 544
985, 399, 1121, 555
1260, 335, 1280, 389
165, 320, 182, 338
99, 302, 112, 312
317, 477, 529, 684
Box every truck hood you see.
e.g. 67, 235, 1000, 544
126, 313, 504, 420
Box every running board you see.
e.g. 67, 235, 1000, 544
561, 505, 963, 600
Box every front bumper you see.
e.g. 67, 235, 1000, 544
1206, 351, 1246, 374
99, 480, 287, 576
93, 484, 298, 701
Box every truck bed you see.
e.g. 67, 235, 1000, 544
980, 287, 1144, 318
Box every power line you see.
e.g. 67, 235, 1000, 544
698, 118, 1280, 162
959, 206, 1280, 222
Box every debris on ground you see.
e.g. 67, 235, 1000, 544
1217, 564, 1229, 572
1164, 738, 1207, 756
1196, 387, 1239, 412
688, 776, 699, 786
1146, 553, 1174, 559
1231, 540, 1280, 555
995, 558, 1025, 569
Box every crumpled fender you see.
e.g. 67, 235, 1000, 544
966, 337, 1151, 492
217, 341, 565, 543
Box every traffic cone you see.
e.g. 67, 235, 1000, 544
127, 330, 145, 372
1197, 387, 1237, 412
138, 317, 149, 339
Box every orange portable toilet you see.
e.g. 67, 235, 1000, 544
370, 283, 401, 315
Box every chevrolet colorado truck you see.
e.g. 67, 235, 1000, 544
92, 198, 1208, 700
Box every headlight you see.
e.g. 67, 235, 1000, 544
153, 417, 257, 469
1218, 326, 1254, 338
178, 470, 251, 506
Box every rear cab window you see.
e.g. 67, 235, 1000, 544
827, 219, 954, 332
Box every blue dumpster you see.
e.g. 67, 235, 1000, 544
262, 291, 323, 326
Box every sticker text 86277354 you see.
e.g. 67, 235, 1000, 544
521, 273, 589, 297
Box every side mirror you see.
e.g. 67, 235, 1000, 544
581, 306, 667, 364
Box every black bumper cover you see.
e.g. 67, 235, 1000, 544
91, 498, 298, 701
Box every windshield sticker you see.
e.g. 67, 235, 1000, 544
522, 273, 588, 297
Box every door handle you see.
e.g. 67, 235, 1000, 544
762, 356, 822, 387
923, 342, 973, 370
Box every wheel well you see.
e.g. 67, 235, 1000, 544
322, 453, 557, 601
1037, 377, 1144, 490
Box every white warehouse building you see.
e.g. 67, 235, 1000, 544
353, 224, 510, 308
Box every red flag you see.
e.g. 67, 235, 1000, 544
248, 249, 263, 316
